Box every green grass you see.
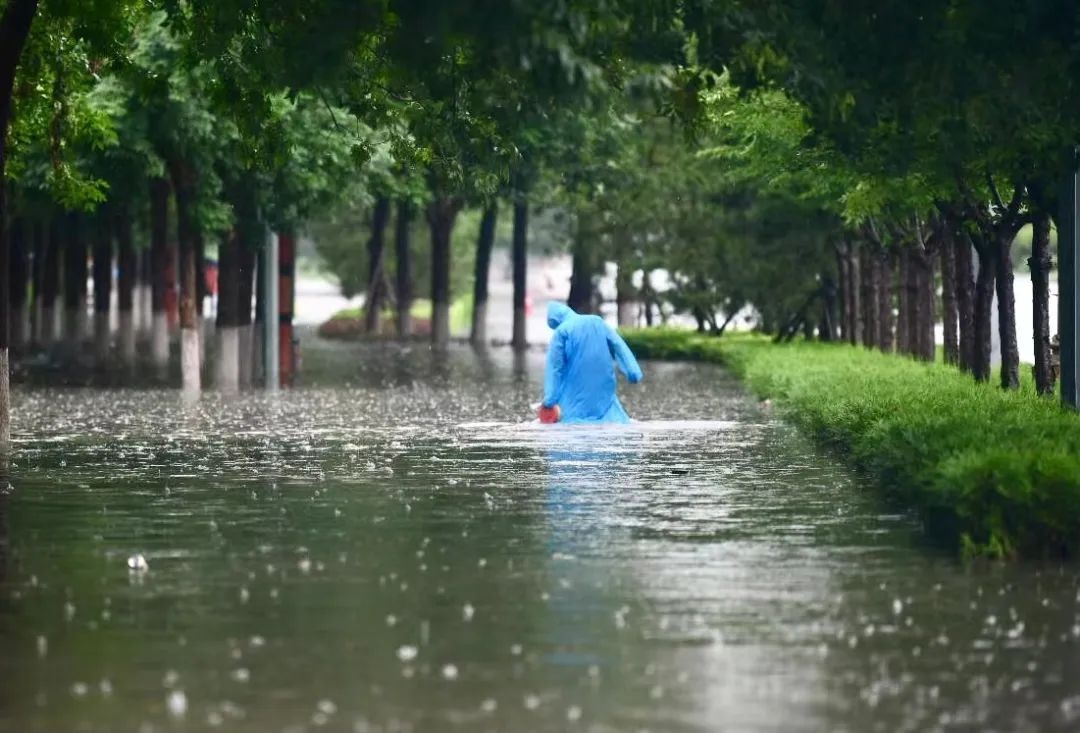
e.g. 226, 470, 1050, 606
622, 327, 1080, 560
329, 293, 473, 333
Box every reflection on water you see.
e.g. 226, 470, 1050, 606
1, 335, 1080, 732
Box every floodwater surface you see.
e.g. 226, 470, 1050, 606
2, 336, 1080, 733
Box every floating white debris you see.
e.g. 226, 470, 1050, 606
385, 614, 397, 627
480, 698, 497, 713
524, 694, 540, 710
167, 690, 188, 718
441, 664, 458, 681
298, 558, 312, 574
36, 635, 47, 658
231, 668, 250, 683
317, 700, 337, 715
892, 599, 903, 615
71, 682, 89, 698
567, 705, 582, 722
249, 635, 266, 648
510, 644, 522, 656
463, 604, 474, 622
239, 587, 250, 604
397, 645, 418, 662
99, 679, 113, 697
127, 554, 149, 572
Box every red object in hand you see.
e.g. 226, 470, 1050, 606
538, 405, 560, 424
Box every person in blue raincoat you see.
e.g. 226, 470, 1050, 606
540, 302, 643, 423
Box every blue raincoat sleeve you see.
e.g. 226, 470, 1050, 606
542, 328, 566, 409
607, 327, 643, 384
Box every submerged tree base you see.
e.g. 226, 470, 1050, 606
622, 328, 1080, 560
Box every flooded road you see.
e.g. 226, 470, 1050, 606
2, 336, 1080, 732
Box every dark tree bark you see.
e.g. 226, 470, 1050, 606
169, 159, 200, 391
1029, 211, 1054, 395
567, 240, 593, 313
896, 246, 912, 355
993, 229, 1019, 389
860, 244, 878, 348
470, 203, 497, 345
41, 214, 60, 329
0, 0, 40, 444
512, 197, 528, 349
427, 195, 461, 347
92, 212, 112, 318
940, 225, 959, 365
237, 239, 255, 327
150, 178, 169, 317
821, 273, 838, 341
216, 230, 239, 329
363, 197, 391, 334
954, 226, 976, 372
971, 232, 995, 382
877, 250, 893, 353
116, 214, 135, 314
912, 242, 936, 362
195, 228, 206, 320
848, 245, 862, 346
394, 200, 413, 337
834, 245, 849, 342
63, 212, 88, 342
8, 216, 26, 351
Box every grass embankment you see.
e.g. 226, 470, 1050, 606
622, 328, 1080, 560
320, 295, 473, 339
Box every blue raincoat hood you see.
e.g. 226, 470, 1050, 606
547, 302, 574, 330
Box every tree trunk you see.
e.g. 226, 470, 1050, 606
896, 246, 913, 355
835, 246, 849, 342
8, 216, 26, 354
0, 0, 40, 447
972, 235, 995, 382
215, 230, 240, 391
821, 273, 837, 341
512, 198, 528, 349
116, 212, 136, 366
567, 239, 593, 313
848, 246, 862, 346
394, 200, 413, 337
39, 214, 61, 347
955, 228, 976, 373
278, 233, 296, 387
150, 177, 170, 369
236, 237, 256, 388
363, 197, 391, 334
860, 245, 877, 348
940, 227, 959, 365
92, 211, 112, 362
29, 217, 42, 347
879, 252, 895, 353
616, 260, 635, 328
170, 161, 200, 392
428, 195, 460, 348
994, 230, 1019, 389
63, 212, 88, 349
138, 245, 152, 337
1029, 212, 1054, 395
912, 245, 935, 362
470, 203, 497, 346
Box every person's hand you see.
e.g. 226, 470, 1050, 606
538, 405, 561, 423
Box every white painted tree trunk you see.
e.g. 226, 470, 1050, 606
152, 312, 169, 368
118, 310, 136, 365
94, 312, 110, 361
215, 325, 239, 392
181, 327, 200, 393
238, 324, 254, 389
432, 303, 450, 348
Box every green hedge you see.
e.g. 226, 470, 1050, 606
622, 328, 1080, 559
